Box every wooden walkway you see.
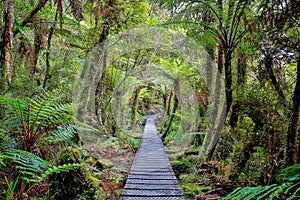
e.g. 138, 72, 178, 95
120, 115, 184, 200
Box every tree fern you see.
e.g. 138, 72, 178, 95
0, 91, 73, 151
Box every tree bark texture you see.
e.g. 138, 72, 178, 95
1, 0, 14, 89
131, 86, 143, 126
265, 55, 287, 106
224, 47, 233, 116
230, 53, 247, 127
43, 13, 57, 88
162, 95, 178, 142
286, 54, 300, 165
13, 0, 48, 37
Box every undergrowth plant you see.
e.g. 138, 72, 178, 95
223, 164, 300, 200
0, 91, 73, 152
0, 91, 82, 200
3, 149, 83, 200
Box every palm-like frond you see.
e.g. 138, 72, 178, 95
5, 149, 49, 177
224, 164, 300, 199
46, 124, 78, 145
281, 164, 300, 182
4, 149, 83, 183
0, 91, 73, 151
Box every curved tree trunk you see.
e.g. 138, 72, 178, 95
265, 55, 287, 106
286, 54, 300, 165
43, 13, 57, 89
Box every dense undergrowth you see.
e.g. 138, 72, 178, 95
0, 0, 299, 199
0, 92, 137, 200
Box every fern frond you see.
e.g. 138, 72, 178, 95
0, 91, 73, 150
5, 149, 50, 174
0, 96, 27, 121
29, 91, 73, 130
23, 163, 84, 183
223, 183, 297, 200
47, 124, 78, 145
281, 164, 300, 181
5, 149, 83, 183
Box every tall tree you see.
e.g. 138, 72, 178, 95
257, 0, 300, 166
153, 0, 256, 117
0, 0, 14, 92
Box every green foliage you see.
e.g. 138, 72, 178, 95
46, 124, 78, 146
4, 149, 83, 183
25, 163, 84, 183
0, 91, 73, 151
176, 159, 197, 172
281, 164, 300, 182
224, 164, 300, 199
5, 149, 49, 177
5, 177, 19, 200
49, 147, 105, 199
222, 183, 298, 200
129, 137, 141, 149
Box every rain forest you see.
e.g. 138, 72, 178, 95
0, 0, 299, 199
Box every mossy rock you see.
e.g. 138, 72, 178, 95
49, 147, 108, 200
85, 155, 113, 170
171, 160, 189, 177
57, 146, 82, 164
182, 183, 212, 197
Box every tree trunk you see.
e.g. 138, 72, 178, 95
1, 0, 14, 90
230, 54, 247, 127
286, 54, 300, 165
131, 86, 143, 126
217, 45, 224, 75
13, 0, 48, 37
224, 47, 233, 116
96, 69, 107, 127
95, 0, 115, 129
43, 13, 57, 89
265, 55, 287, 106
166, 90, 173, 116
162, 95, 178, 142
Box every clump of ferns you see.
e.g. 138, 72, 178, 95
223, 164, 300, 200
0, 90, 73, 152
0, 91, 83, 199
1, 149, 83, 200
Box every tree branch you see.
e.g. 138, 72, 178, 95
13, 0, 49, 37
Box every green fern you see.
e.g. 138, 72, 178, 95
223, 163, 300, 200
223, 184, 292, 200
281, 164, 300, 182
4, 149, 83, 183
23, 163, 84, 183
46, 124, 78, 145
5, 149, 50, 177
0, 91, 73, 151
224, 183, 300, 200
176, 159, 197, 172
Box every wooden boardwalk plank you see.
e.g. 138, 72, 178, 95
120, 115, 184, 200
